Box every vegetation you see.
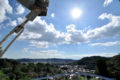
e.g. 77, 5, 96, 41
73, 54, 120, 80
95, 58, 109, 77
0, 59, 62, 80
0, 54, 120, 80
107, 54, 120, 80
95, 54, 120, 80
73, 56, 109, 70
0, 46, 2, 51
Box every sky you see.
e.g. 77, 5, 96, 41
0, 0, 120, 59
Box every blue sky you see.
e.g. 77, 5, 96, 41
0, 0, 120, 59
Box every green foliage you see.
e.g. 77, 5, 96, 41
73, 56, 109, 70
0, 46, 2, 50
95, 54, 120, 80
21, 76, 32, 80
0, 59, 62, 80
95, 59, 109, 77
0, 70, 9, 80
107, 54, 120, 80
73, 54, 120, 79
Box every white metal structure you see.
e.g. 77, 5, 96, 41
34, 72, 115, 80
0, 0, 49, 58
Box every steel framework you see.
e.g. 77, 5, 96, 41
0, 0, 49, 58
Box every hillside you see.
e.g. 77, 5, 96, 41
107, 54, 120, 79
73, 56, 110, 70
73, 54, 120, 80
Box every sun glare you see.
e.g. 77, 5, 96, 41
71, 8, 83, 19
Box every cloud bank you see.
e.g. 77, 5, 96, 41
24, 49, 118, 59
16, 5, 25, 15
90, 41, 120, 47
104, 0, 113, 7
19, 13, 120, 48
0, 0, 13, 23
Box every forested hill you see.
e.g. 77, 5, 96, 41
72, 56, 110, 70
72, 54, 120, 79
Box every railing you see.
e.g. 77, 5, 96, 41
34, 72, 115, 80
0, 72, 115, 80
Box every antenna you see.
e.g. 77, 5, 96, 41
0, 0, 49, 58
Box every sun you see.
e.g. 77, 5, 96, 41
71, 8, 83, 19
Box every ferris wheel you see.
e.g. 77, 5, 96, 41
0, 0, 49, 57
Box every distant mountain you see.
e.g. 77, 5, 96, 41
72, 56, 110, 70
17, 58, 76, 65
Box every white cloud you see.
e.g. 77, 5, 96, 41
98, 13, 112, 20
65, 13, 120, 44
24, 49, 118, 59
86, 13, 120, 40
17, 17, 24, 24
77, 53, 119, 58
29, 50, 65, 59
16, 5, 25, 15
65, 13, 120, 43
65, 53, 118, 59
104, 0, 113, 7
20, 31, 42, 40
19, 13, 120, 48
66, 24, 87, 43
51, 13, 55, 18
19, 17, 66, 48
0, 0, 13, 23
30, 41, 49, 48
90, 41, 120, 47
9, 20, 17, 26
23, 48, 29, 52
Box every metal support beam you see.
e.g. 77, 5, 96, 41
0, 19, 28, 58
0, 28, 24, 57
0, 0, 49, 58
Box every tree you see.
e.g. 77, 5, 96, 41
107, 54, 120, 80
27, 63, 35, 72
0, 46, 2, 51
0, 70, 9, 80
0, 59, 63, 79
35, 63, 44, 73
73, 56, 109, 70
8, 73, 16, 80
95, 59, 109, 77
